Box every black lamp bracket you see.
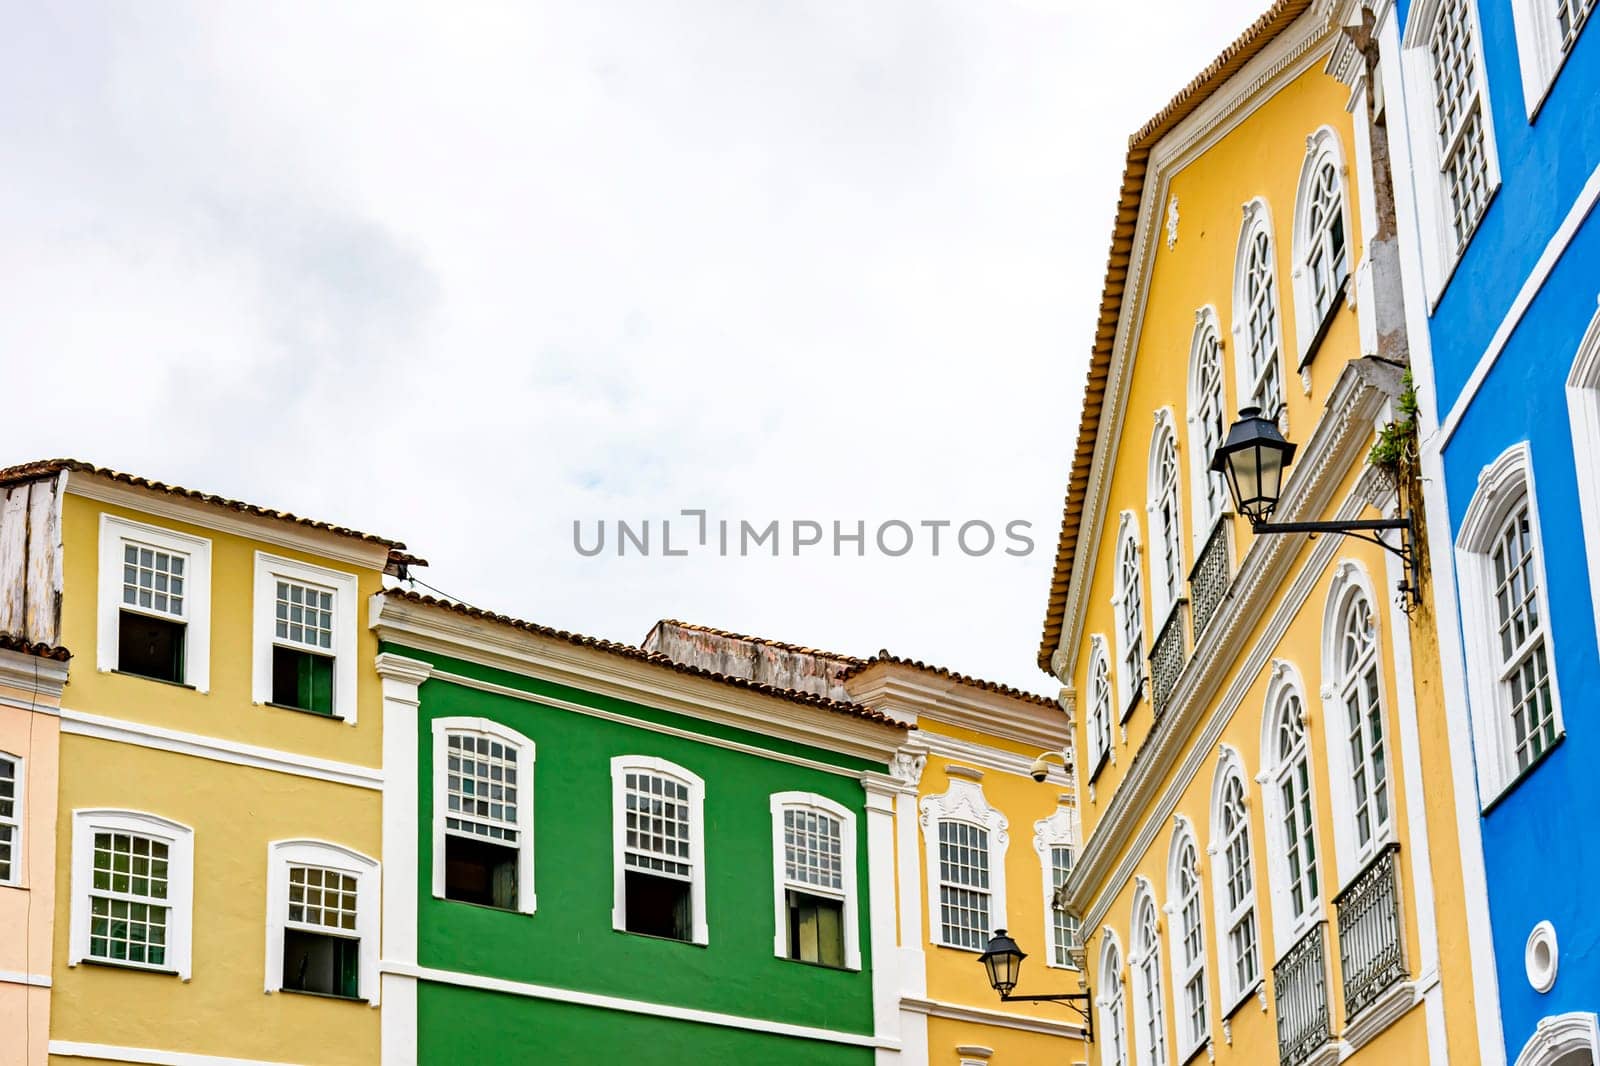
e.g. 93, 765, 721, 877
997, 988, 1094, 1042
1249, 514, 1420, 613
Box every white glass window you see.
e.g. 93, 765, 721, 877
937, 821, 991, 950
1339, 591, 1391, 854
0, 754, 18, 885
1492, 502, 1559, 769
1305, 160, 1350, 326
70, 810, 195, 980
1113, 522, 1147, 717
771, 794, 859, 969
1273, 693, 1320, 925
1191, 323, 1229, 537
275, 579, 334, 651
1430, 0, 1493, 250
1102, 938, 1130, 1066
1051, 846, 1079, 966
252, 552, 358, 721
97, 515, 212, 690
1133, 895, 1168, 1066
1171, 833, 1208, 1057
1150, 427, 1184, 622
1242, 226, 1285, 420
265, 840, 379, 1002
123, 543, 186, 620
1089, 643, 1114, 774
1556, 0, 1597, 48
433, 719, 536, 914
1216, 771, 1260, 1003
611, 756, 707, 945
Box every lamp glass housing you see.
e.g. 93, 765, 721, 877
1209, 406, 1297, 523
978, 929, 1026, 995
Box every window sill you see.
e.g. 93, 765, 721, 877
931, 940, 984, 955
276, 987, 368, 1004
1480, 731, 1565, 817
1087, 748, 1111, 787
78, 957, 181, 978
779, 955, 860, 974
1179, 1039, 1211, 1066
110, 670, 195, 691
435, 892, 530, 917
1296, 275, 1350, 372
264, 702, 344, 722
1118, 686, 1144, 726
1222, 980, 1262, 1022
614, 928, 707, 948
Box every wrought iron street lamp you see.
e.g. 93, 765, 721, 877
977, 929, 1093, 1040
1209, 406, 1420, 610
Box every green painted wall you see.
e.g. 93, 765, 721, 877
390, 644, 885, 1046
418, 982, 876, 1066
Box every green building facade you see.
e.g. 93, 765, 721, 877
370, 590, 912, 1065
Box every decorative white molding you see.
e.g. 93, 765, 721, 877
1525, 920, 1559, 993
1514, 1011, 1600, 1066
1033, 800, 1079, 970
1289, 125, 1355, 365
919, 774, 1008, 950
0, 647, 68, 704
96, 513, 212, 692
263, 838, 381, 1003
0, 969, 50, 988
251, 551, 360, 724
1167, 197, 1180, 249
1343, 980, 1419, 1052
1564, 303, 1600, 667
431, 717, 536, 915
68, 809, 195, 981
49, 1043, 302, 1066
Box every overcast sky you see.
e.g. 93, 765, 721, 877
2, 1, 1270, 695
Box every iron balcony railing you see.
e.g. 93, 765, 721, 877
1335, 842, 1407, 1020
1148, 599, 1188, 716
1273, 921, 1333, 1066
1189, 521, 1231, 637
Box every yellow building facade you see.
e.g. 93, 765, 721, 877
1035, 5, 1480, 1066
0, 460, 419, 1066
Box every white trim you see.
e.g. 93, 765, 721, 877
860, 775, 905, 1050
1438, 160, 1600, 445
264, 838, 381, 1003
97, 513, 212, 693
1454, 442, 1565, 801
0, 750, 23, 887
1564, 301, 1600, 658
49, 1042, 303, 1066
59, 708, 383, 791
1257, 660, 1322, 953
1209, 747, 1261, 1009
1032, 800, 1079, 970
0, 969, 50, 988
1399, 0, 1503, 305
1128, 883, 1168, 1066
610, 755, 708, 945
917, 730, 1070, 786
1290, 126, 1355, 363
383, 960, 896, 1049
1508, 0, 1592, 119
68, 808, 195, 981
769, 791, 861, 969
0, 647, 69, 707
1525, 920, 1559, 993
1087, 636, 1115, 772
918, 770, 1008, 951
898, 995, 1085, 1039
1111, 512, 1147, 719
1146, 410, 1186, 630
1099, 928, 1130, 1066
1187, 307, 1231, 551
251, 552, 360, 724
375, 652, 428, 1066
1514, 1011, 1600, 1066
1165, 822, 1208, 1062
430, 716, 536, 915
1232, 196, 1290, 429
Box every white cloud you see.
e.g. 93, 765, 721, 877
1, 0, 1271, 695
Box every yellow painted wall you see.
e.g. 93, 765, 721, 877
1059, 47, 1478, 1066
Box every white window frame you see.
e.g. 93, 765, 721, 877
1290, 128, 1355, 363
1099, 930, 1131, 1066
252, 552, 360, 723
1128, 883, 1169, 1066
1510, 0, 1595, 119
1111, 513, 1147, 720
1146, 411, 1186, 631
1401, 0, 1503, 303
1320, 561, 1396, 881
610, 755, 708, 945
432, 717, 537, 914
1086, 636, 1115, 775
1034, 801, 1079, 970
1209, 749, 1261, 1010
769, 792, 860, 969
1165, 822, 1209, 1061
264, 839, 380, 1003
1257, 662, 1322, 952
69, 809, 195, 980
1231, 198, 1288, 431
1187, 307, 1231, 550
97, 514, 212, 693
1563, 302, 1600, 663
0, 752, 22, 887
919, 771, 1009, 952
1455, 442, 1565, 801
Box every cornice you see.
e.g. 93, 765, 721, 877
917, 730, 1071, 787
1065, 360, 1397, 925
370, 595, 905, 767
64, 472, 393, 573
899, 996, 1086, 1040
0, 647, 69, 701
847, 669, 1067, 751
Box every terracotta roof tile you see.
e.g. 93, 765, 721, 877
845, 651, 1058, 709
383, 590, 908, 730
652, 619, 867, 666
0, 459, 425, 571
0, 631, 71, 661
1036, 0, 1312, 672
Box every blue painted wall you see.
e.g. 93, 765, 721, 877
1395, 0, 1600, 1058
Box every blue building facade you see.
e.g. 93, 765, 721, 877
1375, 0, 1600, 1060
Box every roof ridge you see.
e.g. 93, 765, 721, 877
847, 650, 1058, 709
652, 619, 867, 664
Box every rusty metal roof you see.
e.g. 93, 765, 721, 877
1036, 0, 1313, 672
383, 590, 909, 729
0, 459, 425, 571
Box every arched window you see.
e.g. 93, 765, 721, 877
1101, 933, 1130, 1066
1086, 639, 1115, 776
1148, 418, 1185, 626
1188, 312, 1229, 545
1455, 443, 1564, 800
1131, 889, 1169, 1066
1338, 588, 1390, 856
1112, 516, 1146, 718
1292, 130, 1352, 360
1211, 756, 1260, 1007
1264, 671, 1320, 945
1233, 202, 1285, 425
1168, 827, 1208, 1059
